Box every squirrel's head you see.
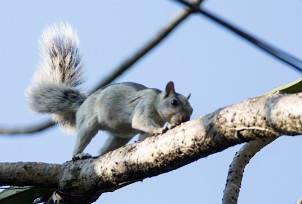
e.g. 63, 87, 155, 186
157, 81, 193, 126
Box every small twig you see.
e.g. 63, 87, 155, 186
222, 138, 276, 204
0, 120, 55, 135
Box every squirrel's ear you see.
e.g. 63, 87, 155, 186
187, 93, 191, 100
164, 81, 175, 97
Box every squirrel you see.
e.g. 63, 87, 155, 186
26, 23, 193, 160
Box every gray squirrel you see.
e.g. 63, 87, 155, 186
26, 23, 193, 160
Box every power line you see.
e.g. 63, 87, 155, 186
174, 0, 302, 73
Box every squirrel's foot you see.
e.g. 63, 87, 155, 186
72, 153, 92, 161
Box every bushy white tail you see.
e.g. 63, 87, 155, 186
26, 23, 86, 131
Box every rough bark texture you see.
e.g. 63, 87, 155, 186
0, 162, 61, 188
222, 138, 276, 204
1, 93, 302, 202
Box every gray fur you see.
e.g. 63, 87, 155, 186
27, 23, 193, 158
74, 82, 193, 156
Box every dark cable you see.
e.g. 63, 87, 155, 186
174, 0, 302, 73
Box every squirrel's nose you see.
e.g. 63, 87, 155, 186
182, 115, 190, 122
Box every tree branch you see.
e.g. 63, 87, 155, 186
222, 138, 276, 204
0, 162, 61, 189
0, 120, 54, 135
0, 0, 202, 136
1, 93, 302, 202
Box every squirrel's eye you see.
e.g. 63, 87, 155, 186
171, 99, 178, 106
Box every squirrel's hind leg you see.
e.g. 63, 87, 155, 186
72, 125, 99, 160
98, 134, 133, 156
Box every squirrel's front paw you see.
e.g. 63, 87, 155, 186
162, 123, 176, 133
72, 153, 92, 161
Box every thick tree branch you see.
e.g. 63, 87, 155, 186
222, 138, 276, 204
1, 92, 302, 202
0, 162, 61, 188
0, 0, 202, 136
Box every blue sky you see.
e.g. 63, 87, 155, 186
1, 1, 302, 203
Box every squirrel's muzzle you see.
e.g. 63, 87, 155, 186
182, 115, 190, 123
